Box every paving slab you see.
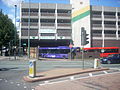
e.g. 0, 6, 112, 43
23, 68, 109, 82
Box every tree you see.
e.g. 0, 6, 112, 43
0, 10, 17, 55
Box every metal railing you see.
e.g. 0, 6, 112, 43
105, 34, 116, 37
41, 23, 55, 26
57, 13, 71, 17
92, 24, 102, 27
104, 24, 116, 28
22, 12, 38, 16
57, 23, 71, 27
22, 22, 38, 26
92, 34, 102, 37
41, 13, 55, 16
104, 15, 116, 19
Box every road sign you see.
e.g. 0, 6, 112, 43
69, 44, 73, 48
23, 43, 26, 46
29, 60, 36, 78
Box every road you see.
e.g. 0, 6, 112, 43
36, 72, 120, 90
0, 58, 120, 90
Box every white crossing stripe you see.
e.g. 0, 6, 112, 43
44, 81, 49, 84
70, 76, 74, 80
24, 86, 27, 89
89, 73, 93, 77
10, 82, 14, 84
17, 83, 20, 86
103, 71, 108, 74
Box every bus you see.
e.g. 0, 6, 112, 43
84, 47, 120, 58
39, 46, 80, 59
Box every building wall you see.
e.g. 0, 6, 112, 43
91, 6, 120, 47
20, 2, 120, 48
20, 3, 72, 47
70, 0, 91, 47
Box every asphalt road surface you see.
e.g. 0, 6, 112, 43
0, 58, 120, 90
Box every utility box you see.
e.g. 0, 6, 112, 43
29, 60, 36, 78
94, 58, 100, 69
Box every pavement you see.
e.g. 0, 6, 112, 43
0, 56, 29, 61
23, 68, 109, 82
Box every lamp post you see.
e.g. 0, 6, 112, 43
28, 0, 30, 58
14, 5, 17, 60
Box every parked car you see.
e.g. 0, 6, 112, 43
100, 54, 120, 64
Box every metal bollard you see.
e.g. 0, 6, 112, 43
29, 60, 36, 78
94, 58, 100, 69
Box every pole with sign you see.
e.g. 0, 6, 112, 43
69, 44, 73, 60
29, 60, 36, 78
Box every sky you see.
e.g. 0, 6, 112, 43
0, 0, 120, 27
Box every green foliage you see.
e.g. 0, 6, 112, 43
0, 10, 16, 48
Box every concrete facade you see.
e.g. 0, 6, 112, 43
70, 0, 120, 47
20, 1, 120, 48
70, 0, 91, 47
20, 3, 72, 47
91, 6, 120, 47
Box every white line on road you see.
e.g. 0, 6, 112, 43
89, 73, 93, 77
24, 86, 27, 89
17, 83, 20, 86
103, 71, 108, 74
38, 71, 120, 86
44, 81, 49, 84
39, 80, 69, 86
70, 76, 74, 80
10, 82, 14, 84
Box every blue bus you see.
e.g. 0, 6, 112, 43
39, 46, 80, 59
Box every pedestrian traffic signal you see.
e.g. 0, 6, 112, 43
81, 27, 89, 46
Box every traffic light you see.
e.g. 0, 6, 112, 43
81, 27, 89, 46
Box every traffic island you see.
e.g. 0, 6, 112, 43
23, 68, 109, 82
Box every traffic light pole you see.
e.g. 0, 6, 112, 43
81, 27, 86, 69
82, 46, 84, 69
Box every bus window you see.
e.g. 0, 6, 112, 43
59, 49, 70, 54
102, 49, 119, 53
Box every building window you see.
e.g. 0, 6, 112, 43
92, 30, 102, 34
118, 31, 120, 34
104, 30, 116, 34
41, 33, 54, 36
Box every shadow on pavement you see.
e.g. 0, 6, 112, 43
0, 67, 18, 71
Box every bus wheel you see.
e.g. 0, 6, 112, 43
107, 60, 111, 64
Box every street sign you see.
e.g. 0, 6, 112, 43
23, 43, 26, 46
69, 44, 73, 48
29, 60, 36, 78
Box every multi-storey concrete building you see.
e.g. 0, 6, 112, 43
20, 3, 72, 47
91, 6, 120, 47
20, 1, 120, 48
70, 0, 120, 47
